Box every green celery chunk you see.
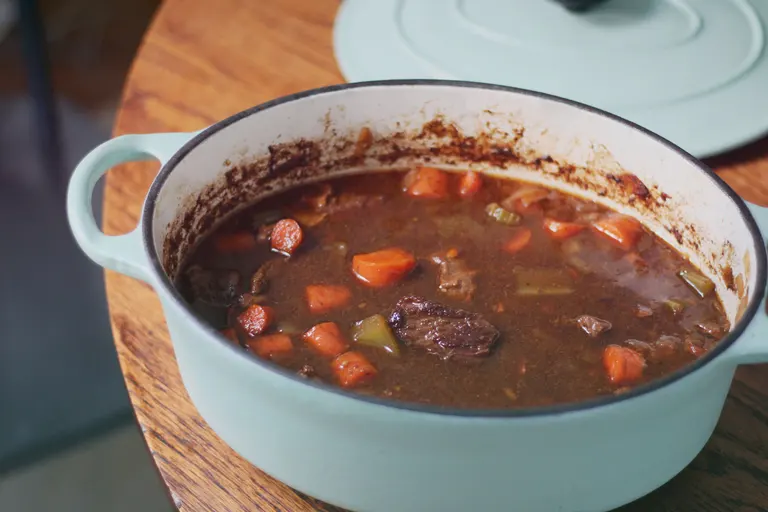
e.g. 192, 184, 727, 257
663, 299, 687, 316
678, 269, 715, 298
351, 314, 400, 356
485, 203, 521, 226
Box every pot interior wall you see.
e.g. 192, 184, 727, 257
151, 83, 759, 327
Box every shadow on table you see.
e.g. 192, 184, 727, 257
705, 134, 768, 170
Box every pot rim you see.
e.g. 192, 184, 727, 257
141, 79, 767, 418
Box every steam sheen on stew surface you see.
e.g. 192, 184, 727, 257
178, 168, 729, 408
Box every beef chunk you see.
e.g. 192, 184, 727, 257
388, 296, 500, 359
625, 335, 680, 360
624, 339, 652, 353
436, 258, 477, 301
654, 335, 681, 358
575, 315, 612, 338
186, 265, 240, 306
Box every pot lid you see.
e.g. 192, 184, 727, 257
333, 0, 768, 158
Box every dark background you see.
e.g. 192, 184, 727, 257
0, 0, 166, 496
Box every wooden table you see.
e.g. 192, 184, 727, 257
105, 0, 768, 510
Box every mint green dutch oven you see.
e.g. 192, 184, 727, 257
66, 81, 768, 512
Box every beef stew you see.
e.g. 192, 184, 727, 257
178, 168, 729, 408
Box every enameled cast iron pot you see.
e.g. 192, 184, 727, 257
67, 81, 768, 512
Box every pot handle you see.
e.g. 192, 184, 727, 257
726, 203, 768, 364
66, 132, 197, 283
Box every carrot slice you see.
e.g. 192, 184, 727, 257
214, 232, 256, 252
237, 304, 275, 337
458, 171, 482, 198
543, 218, 585, 240
352, 248, 416, 287
592, 214, 643, 251
503, 228, 532, 254
304, 322, 349, 357
271, 218, 304, 256
403, 167, 449, 199
249, 334, 293, 359
331, 351, 378, 388
305, 284, 352, 314
603, 345, 646, 385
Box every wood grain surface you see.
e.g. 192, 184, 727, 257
104, 0, 768, 510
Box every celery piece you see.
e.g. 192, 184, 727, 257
485, 203, 522, 226
663, 299, 686, 316
351, 314, 400, 356
678, 269, 715, 298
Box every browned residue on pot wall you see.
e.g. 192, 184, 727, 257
163, 116, 723, 298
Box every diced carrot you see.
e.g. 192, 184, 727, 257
352, 248, 416, 287
237, 304, 275, 337
220, 328, 240, 345
331, 351, 378, 388
503, 228, 532, 254
248, 334, 293, 359
592, 214, 643, 251
446, 248, 460, 259
542, 218, 585, 240
271, 218, 304, 256
305, 284, 352, 314
403, 167, 449, 199
603, 345, 646, 385
304, 322, 349, 357
458, 171, 482, 198
214, 232, 256, 252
